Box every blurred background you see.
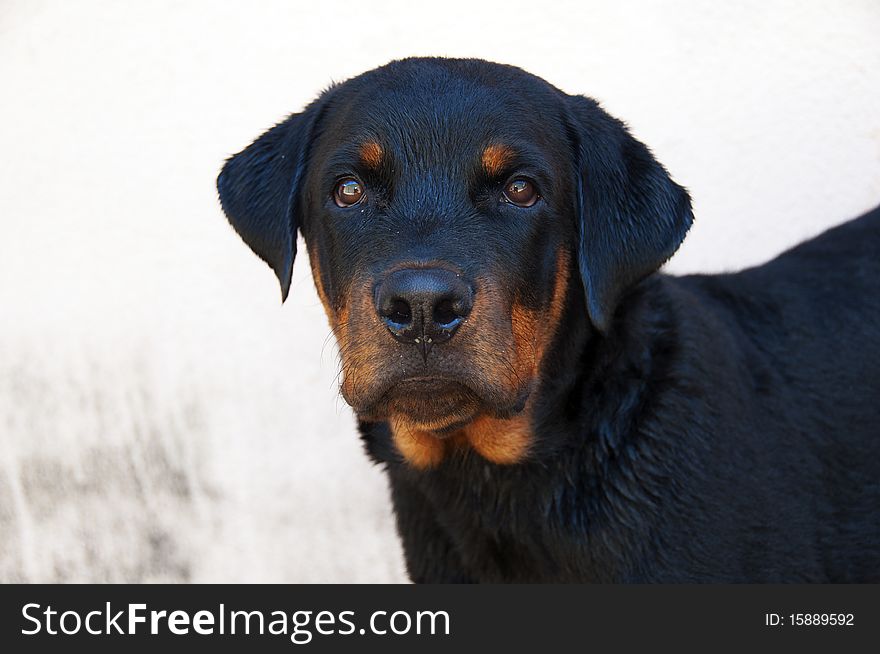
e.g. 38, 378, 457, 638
0, 0, 878, 582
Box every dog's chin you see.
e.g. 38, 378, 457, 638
362, 377, 485, 434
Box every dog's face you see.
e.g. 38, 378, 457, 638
218, 58, 692, 467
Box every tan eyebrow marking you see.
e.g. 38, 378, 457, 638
359, 141, 384, 170
481, 143, 516, 176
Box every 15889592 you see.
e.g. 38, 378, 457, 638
765, 613, 855, 627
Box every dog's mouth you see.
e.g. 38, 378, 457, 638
367, 377, 484, 433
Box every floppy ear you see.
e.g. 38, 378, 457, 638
216, 98, 326, 301
566, 95, 693, 332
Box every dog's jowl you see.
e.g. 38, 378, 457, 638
218, 57, 880, 582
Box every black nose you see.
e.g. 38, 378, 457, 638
375, 268, 473, 348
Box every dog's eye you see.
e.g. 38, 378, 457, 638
502, 179, 538, 207
334, 178, 365, 207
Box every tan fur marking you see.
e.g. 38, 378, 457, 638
511, 248, 570, 379
481, 144, 515, 176
461, 410, 533, 464
338, 279, 384, 407
543, 248, 571, 361
462, 249, 569, 465
391, 415, 464, 433
307, 247, 335, 325
359, 141, 383, 170
390, 415, 448, 469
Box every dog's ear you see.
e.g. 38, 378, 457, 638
565, 95, 693, 332
217, 98, 327, 301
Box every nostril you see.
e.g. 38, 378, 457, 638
383, 298, 412, 326
375, 268, 473, 345
433, 298, 460, 327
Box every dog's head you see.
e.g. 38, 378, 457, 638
218, 58, 692, 467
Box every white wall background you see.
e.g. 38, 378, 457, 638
0, 0, 878, 582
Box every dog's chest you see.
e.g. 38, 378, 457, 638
414, 461, 612, 581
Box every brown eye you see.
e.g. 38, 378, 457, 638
334, 178, 364, 207
502, 178, 538, 207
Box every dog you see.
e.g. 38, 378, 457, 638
217, 57, 880, 582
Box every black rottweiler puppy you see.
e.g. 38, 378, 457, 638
218, 58, 880, 582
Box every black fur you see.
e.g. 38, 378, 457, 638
218, 57, 880, 582
217, 96, 329, 299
